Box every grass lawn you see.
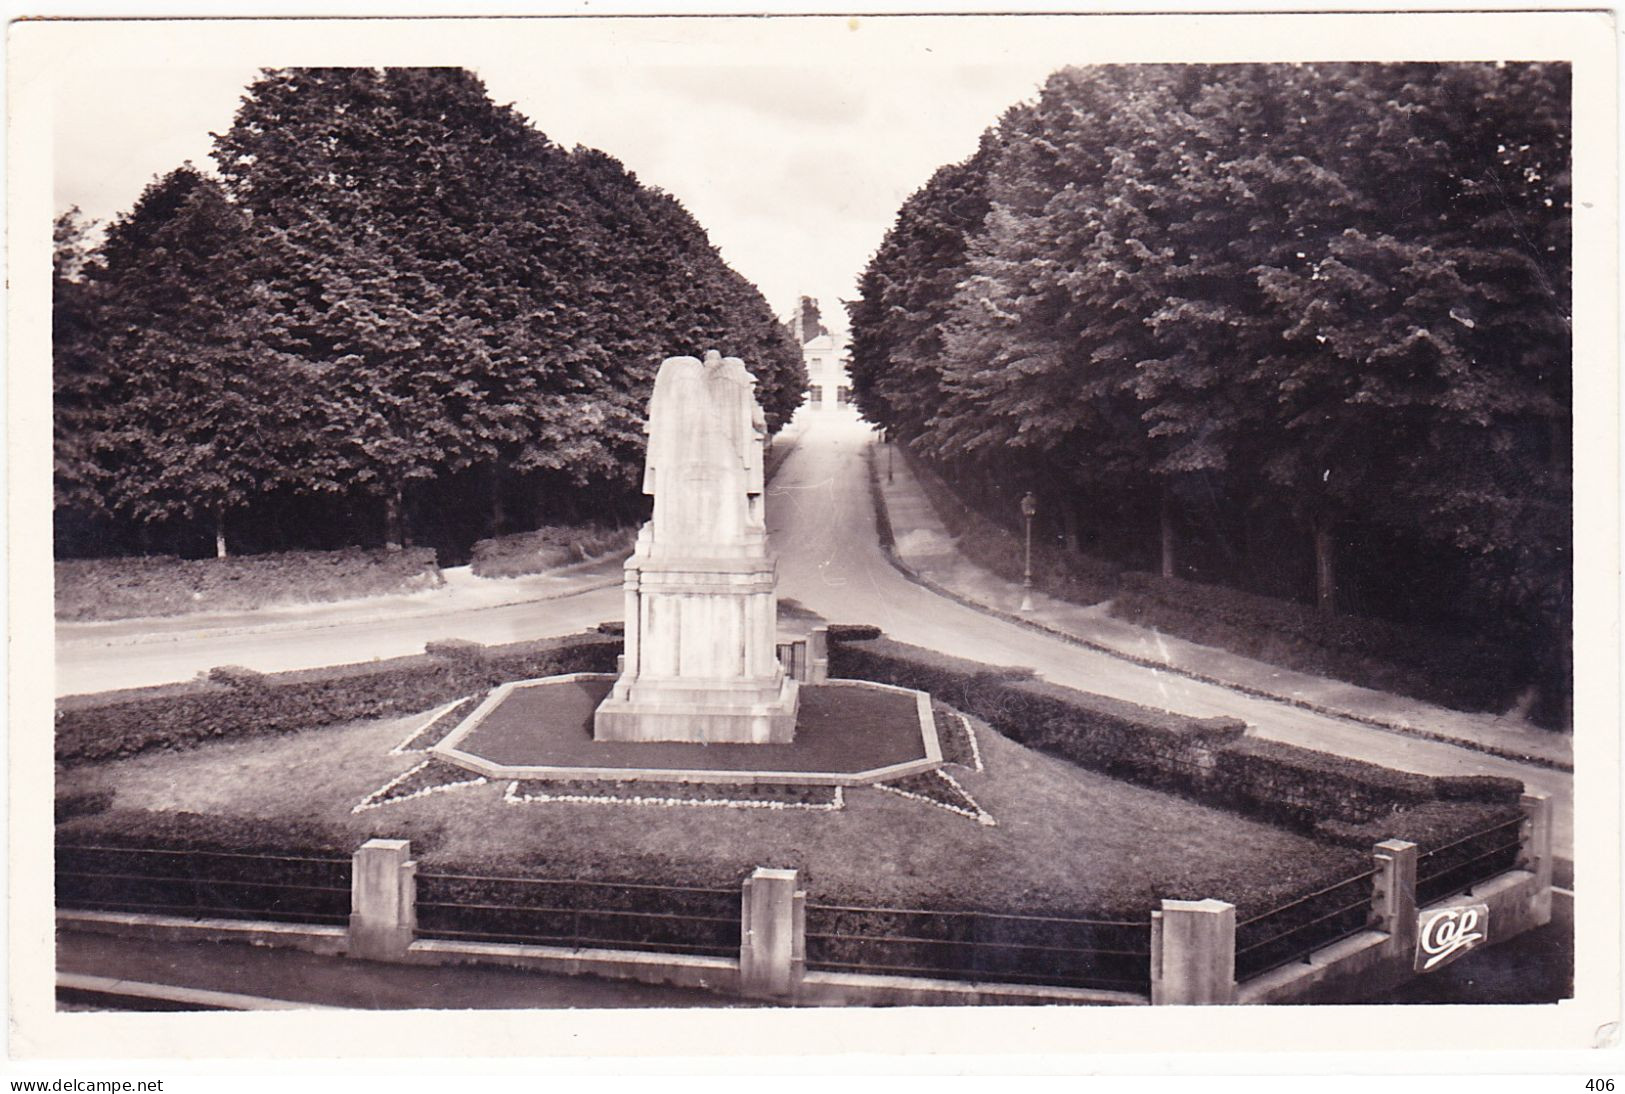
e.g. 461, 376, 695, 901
56, 701, 1366, 921
55, 547, 443, 622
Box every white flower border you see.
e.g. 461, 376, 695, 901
504, 780, 845, 812
874, 769, 996, 827
353, 759, 488, 814
389, 697, 471, 755
956, 711, 985, 773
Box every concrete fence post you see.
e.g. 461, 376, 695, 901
1373, 839, 1419, 960
1150, 898, 1236, 1004
349, 838, 416, 961
808, 627, 830, 684
739, 867, 804, 1000
1519, 792, 1554, 926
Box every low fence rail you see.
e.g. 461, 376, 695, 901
414, 871, 741, 958
1415, 814, 1525, 907
56, 845, 351, 926
1234, 868, 1377, 981
1231, 808, 1529, 984
804, 902, 1151, 993
55, 793, 1550, 1005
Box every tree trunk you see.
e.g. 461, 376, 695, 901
1314, 517, 1337, 613
1058, 498, 1081, 554
488, 465, 506, 537
213, 509, 229, 559
1159, 486, 1177, 579
384, 487, 405, 551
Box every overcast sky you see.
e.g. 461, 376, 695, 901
54, 59, 1058, 337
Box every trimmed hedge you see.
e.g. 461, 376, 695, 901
1110, 570, 1526, 716
825, 635, 1034, 714
829, 630, 1523, 837
56, 631, 622, 764
57, 807, 361, 856
1316, 799, 1524, 852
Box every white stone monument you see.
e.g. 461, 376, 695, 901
593, 351, 800, 743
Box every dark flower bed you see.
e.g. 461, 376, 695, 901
932, 704, 982, 770
354, 758, 487, 813
393, 695, 485, 753
874, 770, 987, 823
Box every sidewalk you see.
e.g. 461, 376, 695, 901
55, 553, 629, 650
57, 930, 750, 1011
872, 443, 1571, 772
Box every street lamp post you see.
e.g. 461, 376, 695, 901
886, 429, 894, 483
1019, 491, 1037, 612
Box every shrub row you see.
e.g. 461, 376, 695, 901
55, 630, 622, 764
55, 546, 444, 622
828, 631, 1523, 838
468, 525, 632, 579
1110, 570, 1525, 715
57, 807, 357, 855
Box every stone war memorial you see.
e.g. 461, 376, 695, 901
594, 350, 800, 743
431, 350, 941, 785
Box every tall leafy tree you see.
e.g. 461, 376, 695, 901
53, 207, 110, 523
849, 61, 1571, 715
209, 67, 802, 545
77, 167, 293, 555
846, 133, 994, 445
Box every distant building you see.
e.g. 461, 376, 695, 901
786, 298, 851, 410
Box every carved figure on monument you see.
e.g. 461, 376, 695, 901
594, 349, 799, 743
643, 350, 766, 550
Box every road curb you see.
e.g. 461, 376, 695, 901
57, 972, 344, 1011
863, 445, 1571, 774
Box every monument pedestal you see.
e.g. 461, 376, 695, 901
593, 534, 800, 744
